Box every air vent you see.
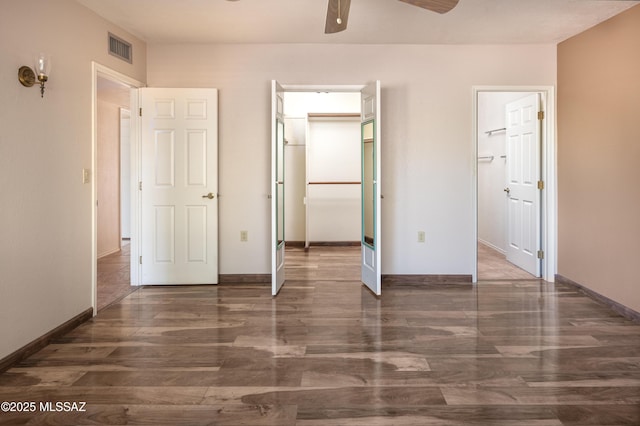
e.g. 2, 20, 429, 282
108, 33, 132, 64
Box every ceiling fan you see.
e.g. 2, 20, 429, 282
325, 0, 459, 33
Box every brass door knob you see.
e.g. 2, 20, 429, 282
503, 188, 511, 194
202, 193, 215, 199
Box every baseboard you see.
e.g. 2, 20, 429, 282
556, 274, 640, 323
219, 274, 473, 286
218, 274, 271, 284
0, 307, 93, 374
285, 241, 305, 248
383, 274, 473, 285
97, 247, 120, 259
478, 239, 506, 255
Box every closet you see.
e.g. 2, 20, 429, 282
283, 92, 361, 247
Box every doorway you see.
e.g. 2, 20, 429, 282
282, 91, 362, 281
91, 63, 143, 314
95, 76, 135, 311
272, 82, 382, 296
473, 87, 557, 282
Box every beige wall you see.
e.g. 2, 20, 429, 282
558, 5, 640, 312
97, 100, 122, 258
0, 1, 146, 360
147, 43, 557, 276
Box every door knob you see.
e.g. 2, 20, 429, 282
202, 193, 215, 199
503, 188, 511, 194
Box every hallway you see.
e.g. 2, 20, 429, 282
97, 242, 137, 311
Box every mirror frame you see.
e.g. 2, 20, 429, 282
276, 119, 285, 248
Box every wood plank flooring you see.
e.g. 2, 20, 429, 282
97, 242, 137, 312
1, 246, 639, 425
477, 242, 535, 280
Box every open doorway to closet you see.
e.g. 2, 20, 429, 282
475, 88, 556, 282
283, 91, 362, 282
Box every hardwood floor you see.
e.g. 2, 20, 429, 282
1, 246, 639, 425
478, 242, 535, 280
97, 241, 137, 312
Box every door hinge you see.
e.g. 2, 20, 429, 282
538, 111, 544, 120
139, 181, 142, 191
537, 180, 544, 190
139, 256, 142, 264
537, 250, 544, 259
139, 107, 142, 117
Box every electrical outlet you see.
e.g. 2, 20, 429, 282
82, 168, 91, 184
417, 231, 425, 243
240, 231, 248, 242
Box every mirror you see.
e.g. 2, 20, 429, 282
276, 119, 285, 247
362, 120, 375, 248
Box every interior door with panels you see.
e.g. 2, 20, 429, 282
505, 93, 541, 277
140, 88, 219, 285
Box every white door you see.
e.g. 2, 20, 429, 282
505, 93, 541, 277
361, 81, 382, 295
140, 88, 218, 284
272, 81, 286, 295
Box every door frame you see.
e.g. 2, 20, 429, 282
472, 86, 556, 282
272, 82, 374, 294
91, 62, 144, 315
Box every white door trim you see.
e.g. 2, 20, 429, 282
471, 86, 557, 283
91, 62, 144, 315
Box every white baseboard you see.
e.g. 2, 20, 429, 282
478, 239, 506, 255
97, 247, 120, 259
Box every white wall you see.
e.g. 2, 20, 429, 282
307, 118, 361, 242
477, 92, 529, 252
283, 117, 306, 242
0, 1, 146, 360
285, 92, 360, 116
147, 43, 556, 275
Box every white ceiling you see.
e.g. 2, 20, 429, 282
76, 0, 639, 45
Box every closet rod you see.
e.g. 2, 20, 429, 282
308, 181, 361, 185
485, 127, 506, 135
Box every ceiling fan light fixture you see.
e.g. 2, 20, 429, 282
325, 0, 351, 34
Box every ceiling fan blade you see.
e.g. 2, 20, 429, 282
398, 0, 459, 14
325, 0, 351, 34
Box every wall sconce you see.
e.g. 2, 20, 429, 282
18, 54, 51, 97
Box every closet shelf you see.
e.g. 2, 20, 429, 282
308, 181, 361, 185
